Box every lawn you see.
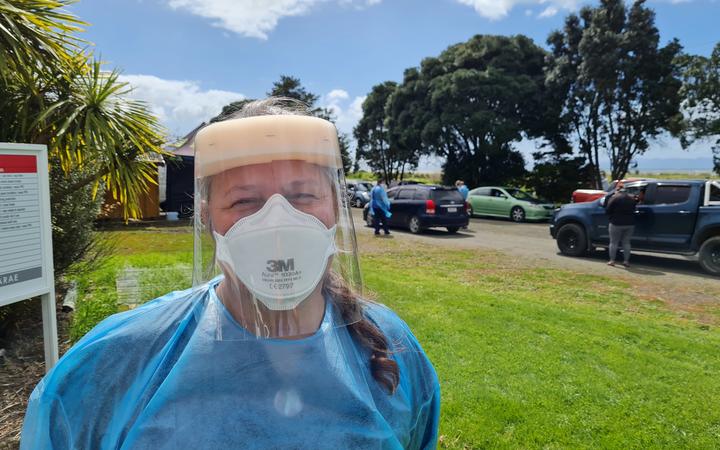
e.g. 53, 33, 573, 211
69, 227, 720, 449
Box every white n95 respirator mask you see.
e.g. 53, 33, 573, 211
213, 194, 337, 311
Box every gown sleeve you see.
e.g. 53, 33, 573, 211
20, 287, 204, 450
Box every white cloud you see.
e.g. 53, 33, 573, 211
166, 0, 381, 39
456, 0, 696, 20
119, 74, 245, 137
327, 89, 350, 101
454, 0, 579, 20
538, 6, 559, 18
321, 89, 365, 136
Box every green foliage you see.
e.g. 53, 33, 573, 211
0, 0, 84, 75
68, 229, 193, 341
49, 160, 112, 278
677, 43, 720, 175
526, 152, 592, 203
268, 75, 322, 115
354, 81, 421, 183
389, 35, 551, 187
546, 0, 683, 187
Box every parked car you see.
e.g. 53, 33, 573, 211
363, 184, 469, 234
345, 180, 373, 208
571, 178, 651, 203
467, 187, 554, 222
550, 180, 720, 275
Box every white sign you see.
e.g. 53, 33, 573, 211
0, 143, 58, 371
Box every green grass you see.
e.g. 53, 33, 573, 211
69, 228, 720, 448
68, 228, 194, 341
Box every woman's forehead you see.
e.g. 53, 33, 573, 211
213, 160, 330, 192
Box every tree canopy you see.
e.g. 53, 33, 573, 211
408, 35, 549, 186
546, 0, 683, 187
678, 42, 720, 174
353, 81, 422, 183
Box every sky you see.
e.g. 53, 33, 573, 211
66, 0, 720, 171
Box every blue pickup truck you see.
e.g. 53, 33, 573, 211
550, 180, 720, 275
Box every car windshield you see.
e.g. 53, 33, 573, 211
506, 188, 539, 202
354, 184, 368, 192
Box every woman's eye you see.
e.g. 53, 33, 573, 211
231, 198, 261, 207
289, 193, 319, 200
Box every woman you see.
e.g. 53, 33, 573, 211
21, 98, 440, 449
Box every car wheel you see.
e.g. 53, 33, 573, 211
699, 236, 720, 276
353, 198, 363, 208
447, 227, 459, 234
556, 223, 587, 256
408, 215, 423, 234
510, 206, 525, 223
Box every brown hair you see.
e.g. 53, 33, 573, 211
217, 97, 400, 394
323, 272, 399, 394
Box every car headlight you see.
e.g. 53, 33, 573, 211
362, 192, 370, 199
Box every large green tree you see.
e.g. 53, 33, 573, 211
412, 35, 548, 186
546, 0, 683, 188
677, 43, 720, 174
354, 81, 422, 183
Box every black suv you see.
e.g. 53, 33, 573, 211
363, 185, 469, 234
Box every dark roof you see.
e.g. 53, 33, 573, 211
164, 123, 205, 157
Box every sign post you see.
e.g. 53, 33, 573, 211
0, 143, 58, 371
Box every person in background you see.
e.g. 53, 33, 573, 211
455, 180, 469, 201
455, 180, 469, 229
371, 178, 392, 236
605, 180, 638, 267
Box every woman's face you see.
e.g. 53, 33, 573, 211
208, 160, 336, 235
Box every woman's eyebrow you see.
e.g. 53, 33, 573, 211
225, 185, 261, 195
285, 179, 317, 189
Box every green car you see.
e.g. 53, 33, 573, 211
467, 187, 554, 222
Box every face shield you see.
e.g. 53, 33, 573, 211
193, 115, 362, 339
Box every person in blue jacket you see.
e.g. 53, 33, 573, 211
455, 180, 469, 201
370, 179, 392, 236
21, 98, 440, 450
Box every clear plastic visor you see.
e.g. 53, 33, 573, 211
193, 159, 362, 340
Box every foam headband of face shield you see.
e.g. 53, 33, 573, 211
193, 115, 343, 177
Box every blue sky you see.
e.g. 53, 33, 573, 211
67, 0, 720, 171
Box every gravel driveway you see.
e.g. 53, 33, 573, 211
351, 209, 720, 306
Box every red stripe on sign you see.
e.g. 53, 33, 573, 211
0, 155, 37, 173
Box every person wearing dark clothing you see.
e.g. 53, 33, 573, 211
605, 184, 638, 267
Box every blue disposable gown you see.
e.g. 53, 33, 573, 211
370, 186, 392, 218
21, 278, 440, 449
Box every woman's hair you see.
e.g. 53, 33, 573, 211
209, 97, 400, 394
